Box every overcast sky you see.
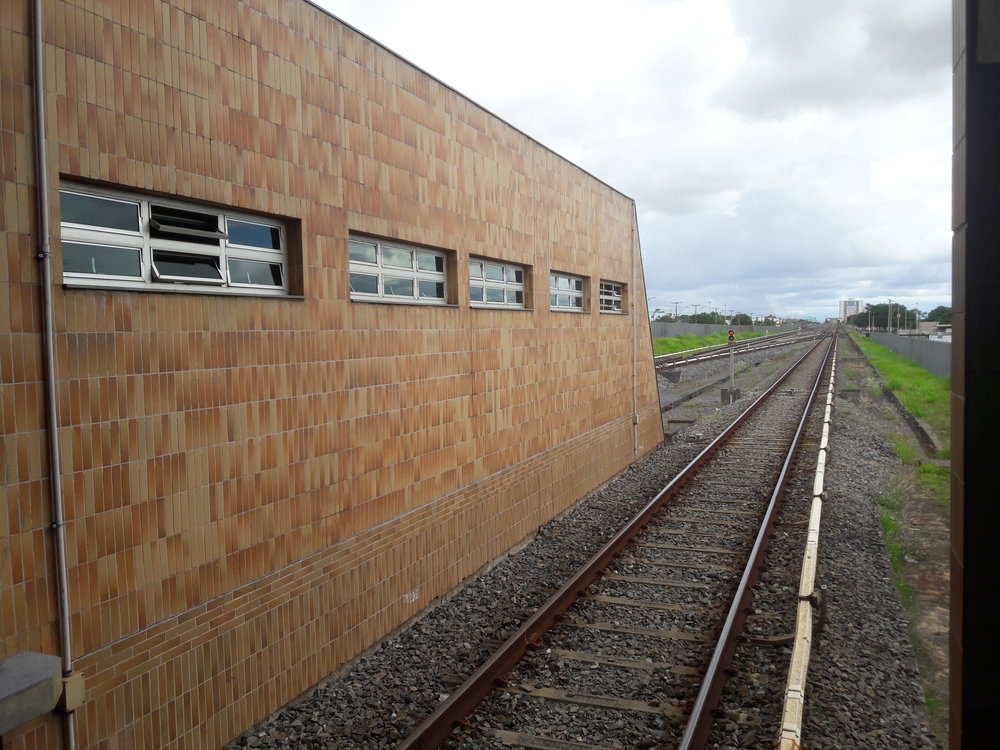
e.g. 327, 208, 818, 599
315, 0, 952, 322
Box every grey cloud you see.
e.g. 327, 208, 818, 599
713, 0, 949, 119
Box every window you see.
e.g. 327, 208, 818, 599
599, 280, 626, 313
59, 184, 286, 295
550, 272, 586, 311
349, 235, 448, 304
469, 258, 525, 308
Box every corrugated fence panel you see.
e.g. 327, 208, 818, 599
869, 333, 952, 378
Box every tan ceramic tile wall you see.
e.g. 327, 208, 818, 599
3, 4, 64, 748
1, 1, 662, 748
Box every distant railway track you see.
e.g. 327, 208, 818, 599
654, 329, 826, 372
397, 334, 835, 750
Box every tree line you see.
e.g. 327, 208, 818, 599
651, 310, 779, 327
846, 304, 951, 331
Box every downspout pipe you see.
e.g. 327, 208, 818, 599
32, 0, 78, 747
631, 208, 638, 454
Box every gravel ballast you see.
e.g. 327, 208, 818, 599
226, 336, 936, 749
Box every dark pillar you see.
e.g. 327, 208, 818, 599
951, 2, 1000, 747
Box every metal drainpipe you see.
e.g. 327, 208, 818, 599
32, 0, 78, 748
630, 206, 639, 454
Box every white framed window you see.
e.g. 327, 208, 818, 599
349, 235, 448, 304
59, 183, 286, 295
469, 258, 525, 308
550, 272, 586, 311
599, 280, 626, 313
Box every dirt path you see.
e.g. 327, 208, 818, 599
900, 484, 950, 742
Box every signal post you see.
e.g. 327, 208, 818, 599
722, 330, 740, 405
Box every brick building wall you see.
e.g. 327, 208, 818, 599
0, 1, 662, 747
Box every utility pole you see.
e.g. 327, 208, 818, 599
888, 298, 892, 334
672, 300, 682, 320
691, 304, 701, 319
646, 296, 659, 321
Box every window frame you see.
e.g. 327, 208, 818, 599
549, 271, 588, 312
599, 280, 626, 314
59, 183, 287, 296
469, 257, 527, 309
348, 234, 449, 305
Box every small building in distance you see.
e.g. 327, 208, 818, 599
0, 1, 662, 748
918, 321, 952, 339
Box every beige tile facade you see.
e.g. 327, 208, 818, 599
1, 1, 662, 747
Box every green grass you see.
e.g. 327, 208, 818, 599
652, 331, 764, 356
888, 433, 921, 466
878, 482, 916, 608
850, 332, 951, 456
922, 685, 947, 743
850, 333, 950, 744
858, 332, 952, 508
917, 463, 951, 508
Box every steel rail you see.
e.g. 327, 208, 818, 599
780, 335, 838, 749
655, 339, 769, 364
676, 334, 834, 750
654, 332, 822, 369
652, 328, 807, 361
652, 328, 810, 361
396, 335, 833, 750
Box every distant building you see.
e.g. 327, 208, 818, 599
919, 321, 952, 339
840, 298, 865, 321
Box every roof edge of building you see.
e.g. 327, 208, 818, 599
300, 0, 635, 204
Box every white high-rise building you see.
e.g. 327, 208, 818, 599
840, 298, 864, 321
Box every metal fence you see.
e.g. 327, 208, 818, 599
868, 332, 951, 378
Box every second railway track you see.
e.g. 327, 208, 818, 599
654, 329, 823, 372
399, 335, 836, 750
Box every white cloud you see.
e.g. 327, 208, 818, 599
316, 0, 952, 319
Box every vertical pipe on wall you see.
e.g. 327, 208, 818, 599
631, 207, 638, 454
32, 0, 77, 747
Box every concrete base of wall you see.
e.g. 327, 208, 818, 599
0, 652, 62, 735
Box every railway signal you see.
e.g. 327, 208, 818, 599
727, 331, 738, 404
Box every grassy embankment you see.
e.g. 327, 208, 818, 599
849, 332, 951, 585
849, 332, 951, 737
850, 332, 950, 468
651, 331, 764, 357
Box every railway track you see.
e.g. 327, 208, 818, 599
654, 329, 825, 372
398, 335, 836, 750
